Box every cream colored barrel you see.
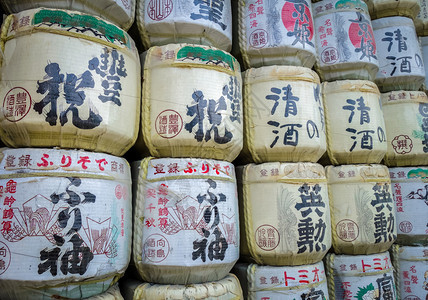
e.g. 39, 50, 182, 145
367, 0, 420, 20
233, 262, 329, 300
236, 0, 317, 69
373, 17, 426, 92
312, 0, 379, 81
325, 251, 397, 300
139, 44, 242, 162
392, 245, 428, 300
241, 66, 326, 163
121, 274, 243, 300
0, 148, 132, 300
237, 162, 331, 266
415, 0, 428, 35
133, 158, 239, 284
0, 0, 135, 30
323, 81, 387, 165
0, 8, 141, 156
136, 0, 232, 51
390, 167, 428, 246
381, 91, 428, 166
327, 164, 397, 254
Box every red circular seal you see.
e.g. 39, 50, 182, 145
3, 87, 32, 122
321, 47, 339, 64
147, 0, 173, 21
115, 184, 123, 199
155, 109, 183, 139
336, 219, 359, 242
249, 29, 268, 48
399, 221, 413, 233
0, 241, 11, 275
281, 1, 314, 41
392, 135, 413, 154
143, 234, 170, 262
255, 225, 280, 251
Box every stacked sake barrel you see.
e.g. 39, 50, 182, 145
231, 1, 331, 299
0, 1, 139, 299
125, 1, 244, 299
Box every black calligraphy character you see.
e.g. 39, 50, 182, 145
349, 12, 376, 60
301, 288, 325, 300
268, 121, 302, 148
266, 85, 300, 117
306, 120, 319, 139
223, 76, 241, 123
295, 183, 325, 217
190, 0, 227, 30
382, 29, 407, 53
38, 235, 64, 276
192, 229, 209, 262
378, 126, 386, 143
314, 218, 327, 251
343, 97, 370, 124
387, 56, 412, 75
314, 85, 325, 130
377, 274, 395, 300
208, 227, 228, 261
185, 90, 207, 142
371, 184, 393, 212
286, 0, 314, 48
297, 217, 314, 253
60, 233, 94, 275
346, 128, 374, 151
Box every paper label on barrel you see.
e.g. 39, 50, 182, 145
0, 176, 131, 281
390, 168, 428, 237
141, 159, 239, 267
243, 0, 316, 55
144, 0, 232, 38
374, 23, 425, 79
249, 263, 328, 299
313, 0, 377, 68
418, 0, 428, 21
397, 247, 428, 299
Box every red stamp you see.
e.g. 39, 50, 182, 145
3, 87, 32, 122
115, 184, 123, 199
392, 135, 413, 154
255, 225, 280, 251
155, 109, 183, 139
249, 29, 268, 48
399, 221, 413, 233
143, 234, 169, 263
336, 219, 359, 242
147, 0, 173, 21
0, 241, 11, 275
321, 47, 338, 64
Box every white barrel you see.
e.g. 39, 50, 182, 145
422, 37, 428, 89
0, 148, 132, 300
390, 167, 428, 246
373, 16, 426, 92
136, 0, 232, 51
367, 0, 420, 20
237, 162, 331, 266
236, 0, 317, 69
381, 91, 428, 166
392, 245, 428, 300
133, 158, 239, 284
0, 8, 141, 157
241, 66, 326, 163
323, 80, 387, 165
325, 252, 397, 300
138, 44, 243, 162
312, 0, 379, 81
233, 262, 329, 300
0, 0, 135, 30
415, 0, 428, 35
326, 164, 397, 254
121, 274, 243, 300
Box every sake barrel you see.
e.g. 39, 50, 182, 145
0, 8, 141, 157
238, 162, 331, 266
87, 284, 123, 300
323, 80, 387, 165
0, 148, 132, 299
0, 0, 135, 30
136, 0, 232, 51
325, 252, 397, 300
233, 262, 329, 300
422, 37, 428, 89
367, 0, 420, 20
312, 0, 379, 81
373, 16, 426, 92
236, 0, 317, 69
121, 274, 243, 300
415, 0, 428, 35
133, 158, 239, 284
381, 91, 428, 166
139, 44, 242, 162
241, 66, 326, 163
390, 167, 428, 246
392, 245, 428, 300
327, 164, 397, 254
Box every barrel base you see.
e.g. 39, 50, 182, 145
375, 76, 425, 93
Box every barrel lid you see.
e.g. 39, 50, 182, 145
397, 245, 428, 260
243, 66, 320, 85
372, 16, 415, 29
322, 80, 380, 95
3, 8, 137, 52
327, 251, 392, 276
142, 44, 241, 76
238, 162, 326, 184
380, 90, 428, 105
326, 164, 390, 184
0, 147, 130, 181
